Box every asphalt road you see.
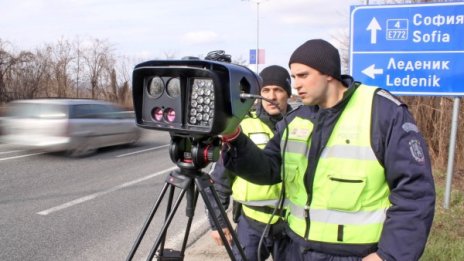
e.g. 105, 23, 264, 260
0, 130, 214, 261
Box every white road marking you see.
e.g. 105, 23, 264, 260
0, 149, 22, 155
0, 152, 45, 161
116, 144, 170, 158
36, 166, 178, 216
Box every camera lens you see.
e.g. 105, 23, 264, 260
152, 107, 163, 121
164, 108, 176, 122
166, 78, 181, 98
147, 77, 164, 98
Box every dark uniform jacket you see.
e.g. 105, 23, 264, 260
223, 75, 435, 261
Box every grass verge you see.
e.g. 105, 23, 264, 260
421, 170, 464, 261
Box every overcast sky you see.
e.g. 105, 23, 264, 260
0, 0, 373, 71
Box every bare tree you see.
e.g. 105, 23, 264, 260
1, 37, 131, 105
115, 55, 134, 107
0, 39, 14, 102
233, 55, 248, 66
82, 39, 114, 99
15, 49, 50, 99
163, 51, 177, 59
109, 68, 118, 102
0, 40, 45, 102
71, 38, 84, 98
48, 39, 74, 97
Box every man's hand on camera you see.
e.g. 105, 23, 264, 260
220, 126, 241, 143
210, 228, 233, 246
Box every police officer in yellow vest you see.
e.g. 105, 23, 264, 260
220, 39, 435, 261
206, 65, 294, 261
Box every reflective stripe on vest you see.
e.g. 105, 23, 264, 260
321, 145, 377, 161
284, 85, 390, 244
232, 115, 282, 224
286, 201, 386, 225
281, 140, 310, 155
233, 199, 280, 207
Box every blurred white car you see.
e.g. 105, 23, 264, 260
1, 99, 141, 157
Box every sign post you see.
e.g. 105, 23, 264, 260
350, 2, 464, 208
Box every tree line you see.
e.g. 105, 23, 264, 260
0, 37, 133, 108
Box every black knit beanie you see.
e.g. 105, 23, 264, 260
288, 39, 342, 82
259, 65, 292, 97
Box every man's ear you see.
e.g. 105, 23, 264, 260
326, 75, 334, 82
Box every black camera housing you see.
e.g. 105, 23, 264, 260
132, 59, 260, 137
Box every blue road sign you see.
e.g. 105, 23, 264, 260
350, 2, 464, 96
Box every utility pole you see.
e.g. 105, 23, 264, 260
256, 1, 260, 72
243, 0, 267, 73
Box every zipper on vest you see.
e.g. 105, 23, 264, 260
304, 202, 310, 240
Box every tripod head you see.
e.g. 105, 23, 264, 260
169, 134, 222, 170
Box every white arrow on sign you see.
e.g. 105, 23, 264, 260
362, 64, 384, 79
367, 17, 381, 44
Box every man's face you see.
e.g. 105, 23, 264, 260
260, 85, 289, 116
290, 63, 331, 107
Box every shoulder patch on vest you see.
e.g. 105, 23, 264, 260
402, 122, 419, 133
409, 139, 425, 164
376, 89, 402, 106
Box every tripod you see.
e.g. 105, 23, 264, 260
126, 135, 247, 261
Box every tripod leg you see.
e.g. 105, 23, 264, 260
195, 174, 248, 261
127, 181, 171, 261
156, 179, 199, 260
146, 174, 193, 260
179, 182, 199, 253
158, 183, 177, 256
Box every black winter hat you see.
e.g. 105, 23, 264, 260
259, 65, 292, 97
288, 39, 342, 82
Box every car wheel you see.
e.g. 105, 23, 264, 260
130, 134, 140, 145
68, 140, 97, 157
127, 131, 141, 145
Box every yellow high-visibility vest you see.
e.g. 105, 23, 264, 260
283, 85, 390, 244
232, 115, 283, 224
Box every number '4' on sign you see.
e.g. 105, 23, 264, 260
386, 19, 408, 40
